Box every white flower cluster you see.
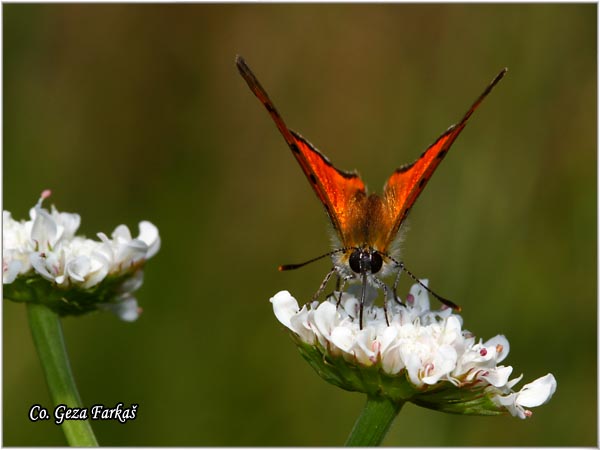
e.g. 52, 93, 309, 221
3, 191, 160, 321
271, 282, 556, 419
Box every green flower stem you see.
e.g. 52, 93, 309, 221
345, 395, 403, 446
27, 302, 99, 446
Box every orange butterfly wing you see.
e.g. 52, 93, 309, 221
377, 68, 508, 252
236, 56, 367, 246
288, 131, 368, 245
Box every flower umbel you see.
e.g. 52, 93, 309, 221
3, 191, 160, 320
271, 282, 556, 419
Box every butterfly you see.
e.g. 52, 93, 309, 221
236, 55, 506, 328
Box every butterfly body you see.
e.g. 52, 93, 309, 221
236, 55, 506, 319
291, 132, 405, 251
291, 135, 401, 286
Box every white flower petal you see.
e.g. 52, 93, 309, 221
30, 208, 60, 249
330, 326, 355, 353
481, 365, 513, 387
30, 252, 58, 281
312, 301, 340, 341
403, 351, 424, 387
50, 205, 81, 238
515, 373, 557, 407
270, 290, 299, 330
289, 306, 316, 344
138, 221, 161, 259
506, 373, 524, 390
409, 280, 430, 311
116, 239, 148, 265
100, 296, 141, 322
112, 224, 133, 241
117, 269, 143, 293
3, 259, 22, 284
65, 255, 91, 282
483, 335, 510, 363
353, 329, 377, 365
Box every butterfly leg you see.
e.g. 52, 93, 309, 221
373, 277, 391, 326
393, 261, 461, 311
335, 276, 351, 308
324, 274, 342, 302
392, 265, 403, 306
311, 266, 337, 302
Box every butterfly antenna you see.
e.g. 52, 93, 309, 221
386, 254, 461, 311
278, 248, 346, 271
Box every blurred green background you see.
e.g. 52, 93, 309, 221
3, 4, 596, 446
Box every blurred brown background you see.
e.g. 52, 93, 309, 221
3, 4, 596, 446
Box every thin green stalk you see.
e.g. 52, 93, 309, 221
27, 302, 98, 446
345, 395, 403, 446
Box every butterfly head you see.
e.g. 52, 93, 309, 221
348, 247, 383, 275
332, 245, 395, 286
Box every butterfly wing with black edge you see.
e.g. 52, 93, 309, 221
236, 56, 368, 248
376, 68, 508, 253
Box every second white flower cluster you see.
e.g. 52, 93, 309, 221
3, 191, 160, 320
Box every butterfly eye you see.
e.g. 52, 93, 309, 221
370, 252, 383, 274
349, 249, 383, 275
349, 250, 362, 274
